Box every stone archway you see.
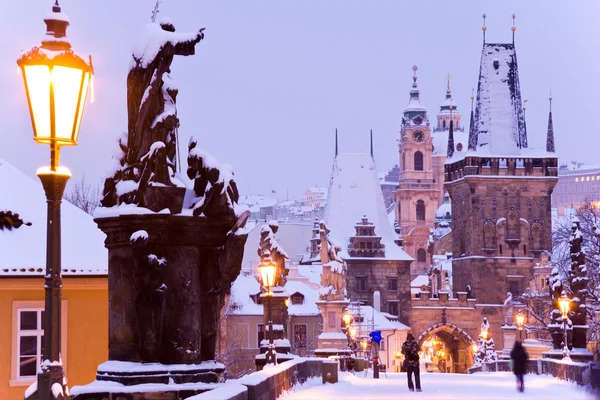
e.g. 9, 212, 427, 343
417, 323, 476, 374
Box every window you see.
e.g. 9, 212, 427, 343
17, 308, 44, 379
414, 151, 424, 171
356, 277, 367, 291
291, 294, 304, 305
417, 248, 426, 262
11, 301, 68, 386
416, 200, 425, 221
388, 278, 398, 291
388, 302, 398, 315
293, 325, 307, 349
257, 324, 265, 347
508, 281, 520, 297
443, 120, 446, 129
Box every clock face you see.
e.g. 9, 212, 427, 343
412, 130, 425, 142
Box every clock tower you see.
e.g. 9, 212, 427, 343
394, 66, 440, 277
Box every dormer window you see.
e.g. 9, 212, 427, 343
413, 115, 423, 125
291, 292, 304, 305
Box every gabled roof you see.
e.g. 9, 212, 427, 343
324, 153, 412, 261
0, 158, 107, 276
469, 43, 527, 155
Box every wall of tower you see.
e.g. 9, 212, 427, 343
446, 172, 557, 304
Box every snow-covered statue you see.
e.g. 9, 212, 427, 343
503, 292, 514, 326
318, 221, 347, 300
101, 18, 205, 212
257, 222, 289, 285
474, 317, 497, 365
429, 266, 440, 297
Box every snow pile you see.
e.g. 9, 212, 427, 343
324, 154, 412, 261
0, 158, 107, 274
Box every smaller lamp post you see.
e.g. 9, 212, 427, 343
515, 313, 525, 341
558, 291, 571, 361
259, 260, 277, 365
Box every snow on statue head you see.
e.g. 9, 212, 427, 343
318, 221, 347, 301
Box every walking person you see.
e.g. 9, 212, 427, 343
510, 340, 529, 393
401, 333, 422, 392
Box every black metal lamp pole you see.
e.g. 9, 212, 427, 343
266, 289, 275, 364
37, 145, 70, 399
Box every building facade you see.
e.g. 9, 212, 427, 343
551, 164, 600, 211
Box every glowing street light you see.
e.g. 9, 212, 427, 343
258, 260, 277, 365
558, 291, 571, 361
342, 312, 353, 326
17, 2, 93, 399
515, 313, 525, 341
481, 329, 489, 341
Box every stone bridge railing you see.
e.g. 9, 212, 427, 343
468, 358, 592, 386
191, 358, 334, 400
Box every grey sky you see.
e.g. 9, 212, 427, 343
2, 1, 599, 198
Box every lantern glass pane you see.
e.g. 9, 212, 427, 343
72, 72, 90, 143
52, 66, 83, 142
23, 65, 51, 142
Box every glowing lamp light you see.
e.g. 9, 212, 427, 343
342, 312, 353, 326
350, 327, 357, 338
481, 330, 488, 340
284, 298, 289, 307
17, 2, 93, 149
361, 341, 368, 351
559, 291, 570, 318
516, 313, 525, 327
258, 261, 277, 290
472, 344, 478, 353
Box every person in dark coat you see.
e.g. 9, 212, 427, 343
510, 340, 529, 392
401, 333, 422, 392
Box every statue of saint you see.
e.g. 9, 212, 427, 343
503, 292, 513, 326
318, 221, 347, 300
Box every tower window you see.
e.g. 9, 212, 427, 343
417, 248, 426, 262
414, 151, 424, 171
443, 120, 447, 129
416, 200, 425, 221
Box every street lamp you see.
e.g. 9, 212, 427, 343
515, 313, 525, 341
558, 291, 571, 361
342, 312, 353, 327
18, 2, 93, 399
259, 260, 277, 364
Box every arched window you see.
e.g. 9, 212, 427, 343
416, 200, 425, 221
414, 151, 424, 171
417, 248, 426, 262
443, 120, 446, 129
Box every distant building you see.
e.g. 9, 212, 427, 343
304, 187, 328, 208
551, 164, 600, 211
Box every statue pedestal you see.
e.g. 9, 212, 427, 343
72, 213, 245, 399
499, 325, 518, 359
314, 300, 352, 358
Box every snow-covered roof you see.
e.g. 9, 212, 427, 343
0, 158, 107, 276
471, 43, 527, 155
238, 195, 277, 208
435, 201, 452, 219
307, 187, 327, 195
324, 153, 412, 261
411, 275, 429, 288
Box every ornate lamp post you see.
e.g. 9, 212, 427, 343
515, 313, 525, 341
259, 260, 277, 365
558, 291, 571, 361
17, 2, 93, 399
481, 328, 488, 359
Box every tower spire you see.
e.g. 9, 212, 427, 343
447, 104, 455, 158
482, 14, 487, 44
335, 128, 339, 157
370, 129, 374, 158
512, 14, 516, 44
468, 88, 476, 150
546, 93, 555, 153
412, 65, 418, 88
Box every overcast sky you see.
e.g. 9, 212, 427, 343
2, 1, 599, 198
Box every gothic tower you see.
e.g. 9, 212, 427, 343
395, 66, 440, 277
444, 37, 558, 304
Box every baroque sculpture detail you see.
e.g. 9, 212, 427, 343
318, 221, 347, 301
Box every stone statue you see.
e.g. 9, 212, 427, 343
503, 292, 513, 325
256, 222, 289, 286
101, 19, 205, 211
318, 221, 347, 300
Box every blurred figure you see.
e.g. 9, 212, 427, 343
510, 340, 529, 393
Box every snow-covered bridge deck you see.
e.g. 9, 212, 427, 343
279, 371, 593, 400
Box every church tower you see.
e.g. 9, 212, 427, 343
444, 32, 558, 304
395, 66, 440, 277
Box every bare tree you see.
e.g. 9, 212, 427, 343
64, 175, 102, 215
